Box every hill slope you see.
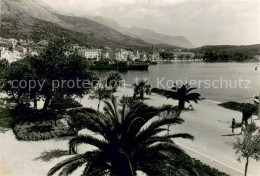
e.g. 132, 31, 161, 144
0, 0, 150, 47
192, 45, 260, 61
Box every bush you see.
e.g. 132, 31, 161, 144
219, 101, 258, 116
192, 159, 229, 176
13, 120, 76, 141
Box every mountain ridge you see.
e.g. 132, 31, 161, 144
89, 16, 193, 48
0, 0, 151, 48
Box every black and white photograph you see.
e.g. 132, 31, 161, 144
0, 0, 260, 175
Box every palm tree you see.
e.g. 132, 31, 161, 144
89, 85, 112, 111
133, 80, 151, 99
48, 96, 196, 176
160, 106, 181, 140
106, 72, 122, 92
164, 83, 201, 110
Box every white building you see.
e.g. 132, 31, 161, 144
151, 52, 160, 61
37, 40, 48, 46
9, 39, 18, 48
115, 49, 130, 61
253, 55, 260, 61
78, 49, 103, 61
0, 38, 18, 48
103, 51, 110, 59
0, 47, 22, 63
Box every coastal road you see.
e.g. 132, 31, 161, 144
145, 92, 260, 176
115, 87, 260, 176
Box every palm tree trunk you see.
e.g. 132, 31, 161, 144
34, 96, 37, 110
244, 157, 249, 176
42, 96, 51, 113
98, 100, 101, 111
111, 154, 134, 176
179, 100, 185, 109
140, 90, 144, 99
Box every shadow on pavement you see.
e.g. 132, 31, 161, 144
33, 149, 69, 162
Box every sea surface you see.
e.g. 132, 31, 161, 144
95, 62, 260, 103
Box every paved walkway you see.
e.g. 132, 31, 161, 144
0, 87, 259, 176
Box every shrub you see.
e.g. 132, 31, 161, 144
219, 101, 258, 116
192, 159, 229, 176
13, 120, 76, 141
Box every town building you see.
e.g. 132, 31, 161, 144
78, 48, 103, 61
151, 52, 160, 61
115, 49, 130, 61
0, 47, 22, 63
37, 40, 48, 46
253, 55, 260, 61
0, 38, 18, 48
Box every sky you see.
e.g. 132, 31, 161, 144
39, 0, 260, 47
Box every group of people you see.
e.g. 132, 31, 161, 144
231, 118, 246, 135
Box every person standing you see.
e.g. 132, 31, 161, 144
240, 121, 246, 134
231, 118, 236, 135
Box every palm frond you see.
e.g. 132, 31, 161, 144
168, 133, 194, 140
103, 96, 120, 126
48, 155, 83, 176
58, 158, 86, 176
69, 135, 108, 152
185, 93, 201, 103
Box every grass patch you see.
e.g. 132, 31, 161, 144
219, 101, 258, 115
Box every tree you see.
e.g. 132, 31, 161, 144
67, 108, 97, 136
119, 95, 138, 118
0, 37, 95, 121
0, 57, 37, 107
0, 59, 8, 73
159, 51, 174, 60
49, 94, 82, 125
89, 85, 112, 111
133, 80, 151, 99
233, 123, 260, 176
106, 72, 122, 92
48, 96, 196, 176
160, 106, 181, 139
240, 103, 258, 125
164, 83, 201, 110
32, 38, 94, 114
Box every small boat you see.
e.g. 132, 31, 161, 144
253, 95, 259, 104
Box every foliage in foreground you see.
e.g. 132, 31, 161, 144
48, 96, 197, 176
0, 37, 95, 120
233, 123, 260, 176
182, 156, 229, 176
